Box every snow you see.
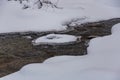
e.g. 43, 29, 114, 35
33, 34, 77, 45
1, 23, 120, 80
0, 0, 120, 33
96, 0, 120, 7
0, 0, 120, 80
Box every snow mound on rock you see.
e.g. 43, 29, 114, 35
33, 34, 77, 45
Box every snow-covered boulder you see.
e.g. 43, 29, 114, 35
32, 34, 86, 55
33, 34, 77, 45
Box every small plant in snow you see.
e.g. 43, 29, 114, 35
63, 17, 88, 29
8, 0, 61, 9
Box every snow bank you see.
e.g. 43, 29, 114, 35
96, 0, 120, 7
33, 34, 77, 45
1, 23, 120, 80
0, 0, 120, 33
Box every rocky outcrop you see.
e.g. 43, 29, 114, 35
0, 18, 120, 77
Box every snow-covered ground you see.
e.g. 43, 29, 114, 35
0, 0, 120, 80
0, 0, 120, 33
1, 23, 120, 80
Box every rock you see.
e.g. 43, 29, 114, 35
65, 18, 120, 36
0, 18, 120, 77
34, 41, 87, 56
0, 36, 49, 77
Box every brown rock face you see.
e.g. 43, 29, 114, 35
0, 18, 120, 77
0, 37, 48, 77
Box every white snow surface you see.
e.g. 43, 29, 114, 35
0, 0, 120, 33
33, 34, 77, 45
0, 0, 120, 80
1, 23, 120, 80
